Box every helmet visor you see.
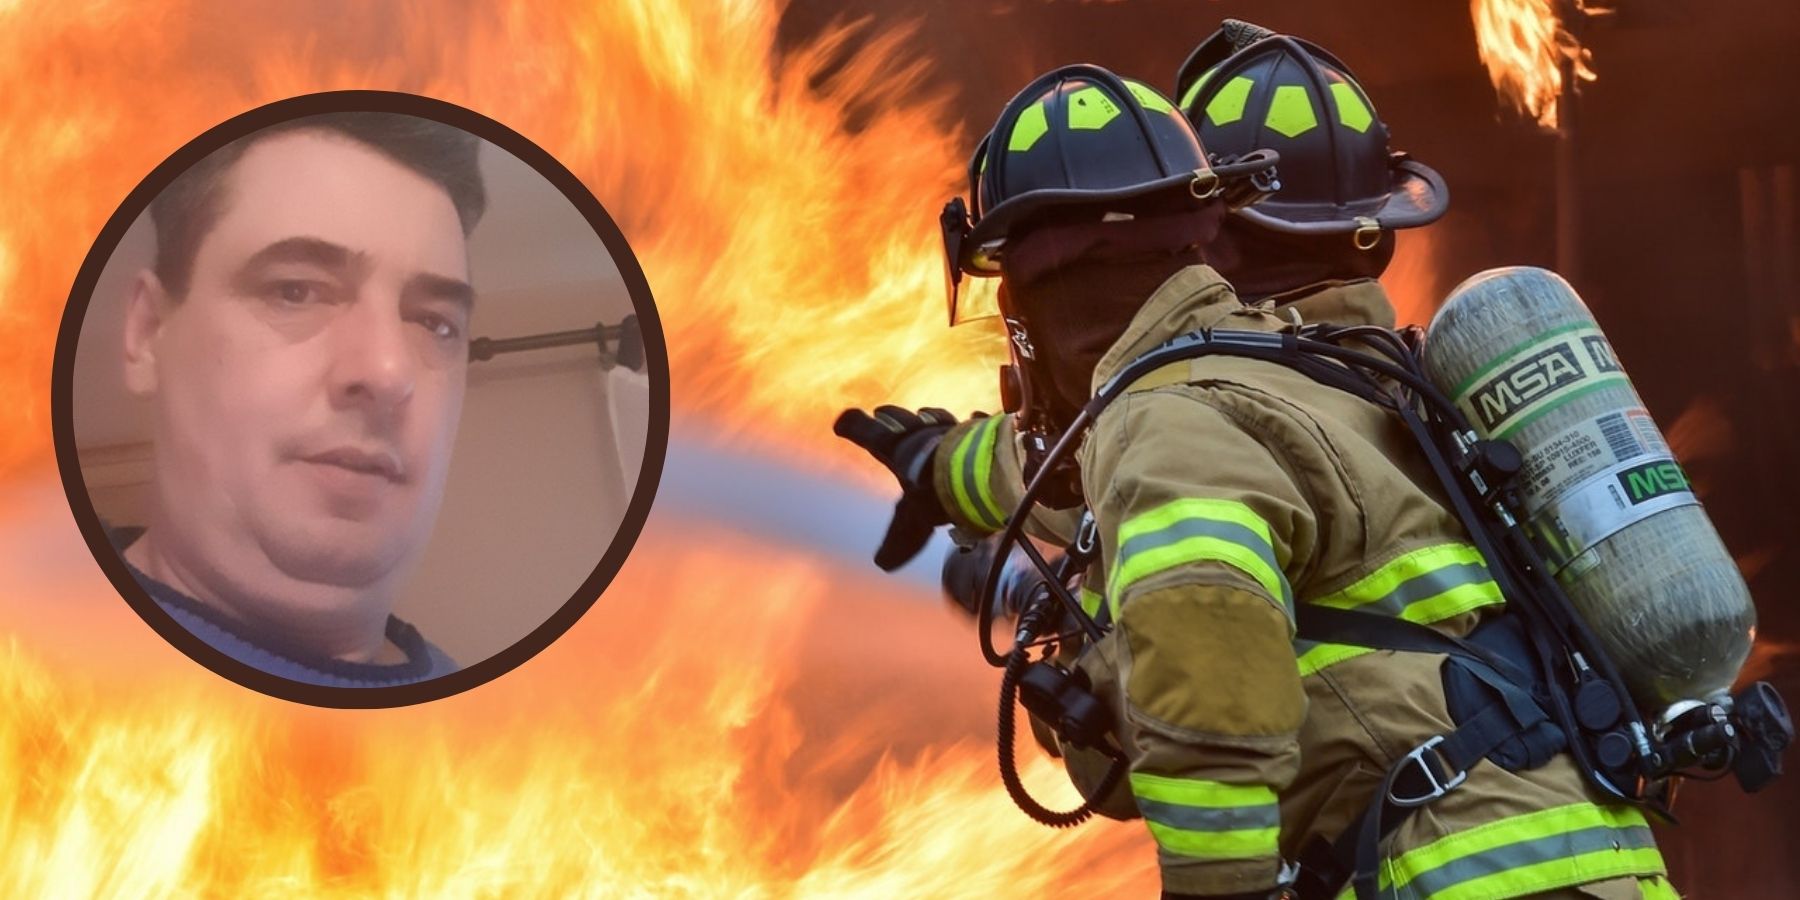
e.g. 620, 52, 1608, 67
948, 273, 1002, 326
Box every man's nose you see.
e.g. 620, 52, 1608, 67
329, 294, 417, 415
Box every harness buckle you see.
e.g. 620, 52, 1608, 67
1387, 735, 1467, 807
1074, 510, 1099, 557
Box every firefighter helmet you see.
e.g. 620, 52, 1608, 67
941, 63, 1275, 323
1175, 20, 1448, 247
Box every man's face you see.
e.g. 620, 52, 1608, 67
131, 129, 472, 611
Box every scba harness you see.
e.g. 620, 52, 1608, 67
961, 322, 1792, 900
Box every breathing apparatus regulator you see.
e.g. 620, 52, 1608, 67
939, 63, 1281, 509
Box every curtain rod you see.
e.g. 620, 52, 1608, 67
468, 315, 643, 371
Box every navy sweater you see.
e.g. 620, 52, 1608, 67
112, 528, 459, 688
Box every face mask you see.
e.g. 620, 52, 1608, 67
999, 205, 1223, 425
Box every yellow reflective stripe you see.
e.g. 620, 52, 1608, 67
1146, 821, 1280, 860
1107, 498, 1289, 612
1130, 774, 1280, 862
1128, 772, 1276, 808
1416, 847, 1667, 900
948, 422, 1000, 531
1119, 497, 1274, 546
1295, 644, 1375, 678
970, 416, 1005, 529
1384, 804, 1655, 893
1079, 587, 1104, 620
1639, 875, 1681, 900
1112, 536, 1282, 602
1314, 544, 1489, 610
1008, 101, 1049, 152
1295, 587, 1500, 676
1295, 543, 1505, 677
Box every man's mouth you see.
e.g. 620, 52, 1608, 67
302, 446, 406, 484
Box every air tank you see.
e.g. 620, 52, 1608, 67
1423, 266, 1754, 718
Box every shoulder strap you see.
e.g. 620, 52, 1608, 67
1118, 359, 1192, 394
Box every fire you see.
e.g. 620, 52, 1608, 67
0, 1, 1160, 892
0, 518, 1157, 895
0, 0, 1007, 479
1380, 222, 1441, 327
1469, 0, 1600, 129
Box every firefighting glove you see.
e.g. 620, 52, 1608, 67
833, 405, 957, 571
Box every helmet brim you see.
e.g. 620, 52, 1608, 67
959, 147, 1278, 276
1236, 156, 1448, 235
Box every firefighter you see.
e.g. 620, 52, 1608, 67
836, 33, 1675, 900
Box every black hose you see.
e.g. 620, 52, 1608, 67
997, 647, 1127, 827
979, 407, 1097, 667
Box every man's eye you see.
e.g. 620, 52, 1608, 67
265, 280, 327, 306
418, 314, 463, 342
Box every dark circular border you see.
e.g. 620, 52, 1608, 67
49, 90, 671, 708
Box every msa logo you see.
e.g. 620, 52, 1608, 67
1469, 345, 1586, 431
1582, 334, 1622, 374
1618, 459, 1689, 504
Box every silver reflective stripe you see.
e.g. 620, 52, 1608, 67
1403, 823, 1659, 898
1115, 516, 1293, 609
1135, 797, 1280, 833
1332, 560, 1491, 618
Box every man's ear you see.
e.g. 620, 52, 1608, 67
123, 270, 170, 396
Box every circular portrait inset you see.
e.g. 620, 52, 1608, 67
52, 92, 669, 707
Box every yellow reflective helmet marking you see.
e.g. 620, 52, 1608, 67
1204, 76, 1255, 126
1066, 85, 1122, 130
1007, 101, 1050, 152
1178, 67, 1217, 112
1330, 81, 1373, 133
1264, 84, 1318, 138
1125, 79, 1174, 114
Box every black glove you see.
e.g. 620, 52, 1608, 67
834, 405, 957, 571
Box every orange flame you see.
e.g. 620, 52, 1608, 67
1469, 0, 1599, 129
0, 1, 1160, 892
1380, 223, 1441, 327
0, 0, 1007, 478
0, 521, 1158, 895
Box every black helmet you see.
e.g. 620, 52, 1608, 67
1174, 20, 1447, 248
941, 63, 1276, 324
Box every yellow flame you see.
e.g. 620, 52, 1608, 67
0, 526, 1158, 895
0, 2, 1154, 885
0, 0, 1007, 478
1469, 0, 1599, 129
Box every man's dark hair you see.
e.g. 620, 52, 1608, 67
150, 112, 488, 298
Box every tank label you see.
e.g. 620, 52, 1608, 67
1452, 326, 1629, 439
1531, 454, 1700, 572
1516, 406, 1671, 515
